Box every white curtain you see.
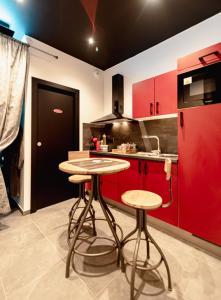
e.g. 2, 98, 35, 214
0, 34, 29, 214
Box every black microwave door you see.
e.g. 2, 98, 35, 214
178, 62, 221, 108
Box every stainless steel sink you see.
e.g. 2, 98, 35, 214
137, 152, 178, 158
160, 153, 178, 158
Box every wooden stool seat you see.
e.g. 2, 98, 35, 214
122, 190, 162, 210
68, 174, 91, 184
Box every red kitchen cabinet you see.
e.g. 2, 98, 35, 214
132, 78, 154, 118
178, 105, 221, 246
142, 160, 178, 226
91, 154, 178, 227
116, 158, 143, 203
101, 175, 118, 202
178, 42, 221, 74
155, 70, 177, 115
132, 70, 177, 118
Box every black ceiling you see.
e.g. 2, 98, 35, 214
11, 0, 221, 70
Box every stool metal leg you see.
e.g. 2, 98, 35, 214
65, 179, 95, 278
121, 208, 172, 298
130, 209, 143, 300
142, 212, 150, 260
95, 175, 123, 268
143, 223, 172, 291
121, 210, 140, 273
67, 182, 97, 242
82, 185, 97, 236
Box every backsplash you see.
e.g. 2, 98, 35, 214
83, 117, 177, 154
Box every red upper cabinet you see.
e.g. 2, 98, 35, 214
155, 70, 177, 115
132, 78, 155, 118
132, 70, 177, 118
178, 42, 221, 74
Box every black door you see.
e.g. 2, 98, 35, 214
31, 78, 79, 212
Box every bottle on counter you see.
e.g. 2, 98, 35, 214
102, 133, 107, 145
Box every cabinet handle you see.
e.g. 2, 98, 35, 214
156, 101, 159, 114
144, 162, 148, 175
138, 160, 142, 174
180, 111, 184, 127
199, 51, 220, 63
150, 103, 153, 115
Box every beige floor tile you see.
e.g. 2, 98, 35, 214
46, 225, 69, 259
0, 222, 44, 256
31, 208, 68, 235
0, 209, 32, 229
70, 238, 121, 297
8, 261, 93, 300
1, 238, 61, 296
0, 279, 6, 300
97, 267, 176, 300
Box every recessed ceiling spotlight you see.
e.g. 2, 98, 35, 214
95, 46, 99, 52
88, 37, 94, 45
16, 0, 24, 3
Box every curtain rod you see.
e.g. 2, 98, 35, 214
0, 32, 59, 60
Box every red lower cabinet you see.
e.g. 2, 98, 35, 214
100, 174, 118, 202
95, 155, 178, 227
142, 161, 178, 226
116, 158, 143, 203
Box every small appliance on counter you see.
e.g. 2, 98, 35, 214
100, 144, 109, 152
112, 143, 137, 154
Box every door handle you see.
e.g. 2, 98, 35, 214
156, 101, 159, 114
180, 111, 184, 127
144, 161, 148, 175
138, 160, 142, 174
37, 141, 42, 147
150, 102, 153, 115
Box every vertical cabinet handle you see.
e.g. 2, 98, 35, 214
180, 111, 184, 127
138, 160, 142, 174
150, 103, 153, 115
156, 101, 159, 114
144, 161, 148, 175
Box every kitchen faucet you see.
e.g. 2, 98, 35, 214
143, 135, 161, 155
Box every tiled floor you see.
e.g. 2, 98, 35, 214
0, 199, 220, 300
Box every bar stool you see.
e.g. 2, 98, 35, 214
67, 151, 96, 242
121, 159, 173, 300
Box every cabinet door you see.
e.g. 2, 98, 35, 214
154, 70, 177, 115
101, 174, 118, 202
143, 160, 178, 226
132, 78, 155, 118
178, 105, 221, 246
99, 156, 119, 201
178, 43, 221, 74
117, 158, 143, 203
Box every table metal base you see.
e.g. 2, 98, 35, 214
65, 175, 123, 278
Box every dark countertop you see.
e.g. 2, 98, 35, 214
90, 151, 178, 163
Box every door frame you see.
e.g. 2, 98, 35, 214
31, 77, 79, 213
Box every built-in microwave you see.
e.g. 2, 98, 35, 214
178, 61, 221, 108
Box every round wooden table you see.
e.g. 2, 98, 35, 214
59, 157, 130, 278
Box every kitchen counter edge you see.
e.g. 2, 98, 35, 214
90, 151, 178, 163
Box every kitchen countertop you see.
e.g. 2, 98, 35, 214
90, 151, 178, 163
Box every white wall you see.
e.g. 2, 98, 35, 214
20, 36, 104, 212
103, 13, 221, 117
